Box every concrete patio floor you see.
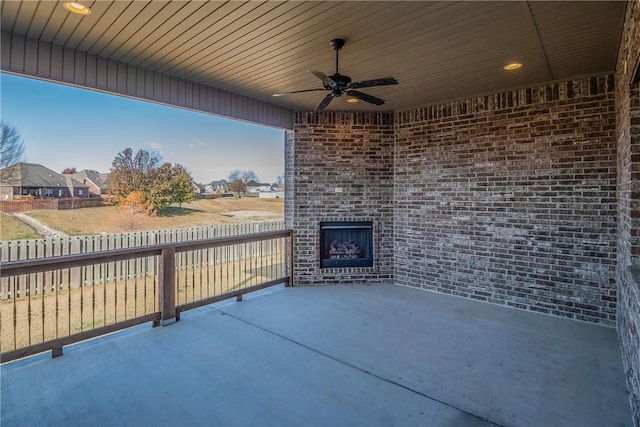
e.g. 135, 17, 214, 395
1, 284, 633, 427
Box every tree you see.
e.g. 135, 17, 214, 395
228, 169, 258, 196
61, 167, 77, 174
108, 148, 195, 214
274, 175, 284, 189
229, 169, 259, 184
227, 178, 246, 196
145, 162, 175, 214
0, 121, 25, 181
109, 148, 161, 205
112, 191, 148, 231
170, 164, 196, 207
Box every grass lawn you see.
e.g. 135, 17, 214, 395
23, 197, 284, 237
1, 213, 43, 240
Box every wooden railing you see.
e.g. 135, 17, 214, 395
0, 229, 294, 363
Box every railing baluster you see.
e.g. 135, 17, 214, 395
12, 275, 17, 349
26, 274, 32, 346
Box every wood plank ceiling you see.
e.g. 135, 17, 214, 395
1, 1, 627, 113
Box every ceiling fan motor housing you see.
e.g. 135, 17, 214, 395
327, 74, 352, 90
330, 38, 346, 50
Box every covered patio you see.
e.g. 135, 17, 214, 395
2, 1, 640, 425
1, 285, 632, 427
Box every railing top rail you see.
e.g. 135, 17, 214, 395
0, 229, 292, 278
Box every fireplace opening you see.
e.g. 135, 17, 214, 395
320, 221, 373, 268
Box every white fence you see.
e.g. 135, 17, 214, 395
0, 221, 285, 298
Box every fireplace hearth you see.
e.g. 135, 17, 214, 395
320, 221, 373, 268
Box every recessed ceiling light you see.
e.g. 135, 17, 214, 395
504, 62, 523, 71
347, 98, 359, 103
63, 2, 91, 15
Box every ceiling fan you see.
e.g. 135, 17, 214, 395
273, 39, 398, 111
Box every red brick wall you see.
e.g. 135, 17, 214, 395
395, 76, 617, 325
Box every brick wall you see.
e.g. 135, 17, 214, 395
286, 112, 394, 285
394, 76, 617, 325
615, 0, 640, 423
284, 5, 639, 421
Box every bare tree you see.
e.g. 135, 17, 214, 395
240, 170, 258, 184
228, 169, 242, 182
228, 169, 259, 196
0, 121, 26, 182
227, 178, 246, 196
67, 197, 84, 220
62, 167, 77, 174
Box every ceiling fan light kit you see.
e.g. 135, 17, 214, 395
273, 39, 398, 111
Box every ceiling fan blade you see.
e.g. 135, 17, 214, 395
346, 90, 385, 106
315, 94, 334, 111
273, 88, 327, 97
349, 77, 398, 89
309, 70, 337, 88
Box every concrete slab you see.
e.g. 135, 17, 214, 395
1, 284, 632, 427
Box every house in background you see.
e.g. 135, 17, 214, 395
208, 179, 228, 193
194, 182, 206, 195
0, 163, 89, 200
246, 180, 272, 193
70, 169, 109, 197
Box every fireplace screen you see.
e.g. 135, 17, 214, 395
319, 221, 373, 268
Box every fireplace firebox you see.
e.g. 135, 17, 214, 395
319, 221, 373, 268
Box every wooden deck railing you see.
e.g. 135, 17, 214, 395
0, 229, 294, 363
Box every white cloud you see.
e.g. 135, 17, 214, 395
185, 140, 206, 148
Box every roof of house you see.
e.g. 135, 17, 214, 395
1, 162, 88, 189
71, 169, 110, 190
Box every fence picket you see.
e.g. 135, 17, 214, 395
1, 221, 284, 299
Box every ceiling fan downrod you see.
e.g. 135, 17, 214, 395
330, 38, 345, 75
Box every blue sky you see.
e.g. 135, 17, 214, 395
0, 73, 285, 184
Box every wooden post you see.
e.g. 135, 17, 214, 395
159, 247, 176, 326
287, 231, 294, 287
52, 346, 63, 358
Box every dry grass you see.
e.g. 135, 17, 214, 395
1, 197, 287, 354
0, 213, 43, 240
24, 197, 284, 236
1, 252, 285, 353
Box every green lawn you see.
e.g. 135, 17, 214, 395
1, 213, 43, 240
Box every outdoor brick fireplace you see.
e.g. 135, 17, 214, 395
285, 111, 395, 286
319, 221, 373, 268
